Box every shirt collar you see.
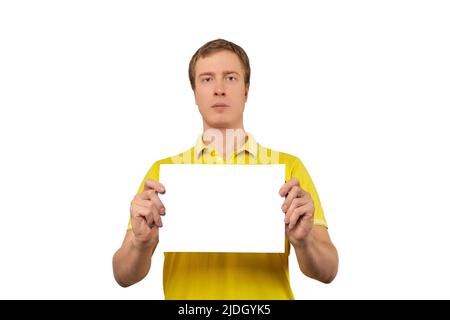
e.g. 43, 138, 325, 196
194, 132, 258, 159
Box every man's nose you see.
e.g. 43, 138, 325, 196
214, 81, 225, 96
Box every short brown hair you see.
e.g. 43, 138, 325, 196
188, 39, 251, 90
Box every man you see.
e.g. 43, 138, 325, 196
112, 39, 338, 299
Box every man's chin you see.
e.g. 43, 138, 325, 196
204, 118, 233, 128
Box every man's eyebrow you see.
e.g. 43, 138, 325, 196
197, 71, 240, 78
222, 70, 240, 75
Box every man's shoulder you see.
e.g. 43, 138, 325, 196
257, 144, 302, 166
150, 147, 197, 167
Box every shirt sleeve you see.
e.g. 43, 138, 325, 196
127, 161, 160, 230
290, 157, 328, 228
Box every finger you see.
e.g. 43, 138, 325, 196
288, 206, 308, 230
133, 199, 152, 208
137, 205, 161, 227
133, 204, 152, 217
281, 185, 301, 213
134, 204, 153, 222
140, 189, 157, 201
132, 200, 165, 223
279, 178, 300, 197
152, 207, 163, 227
284, 197, 309, 223
144, 179, 166, 193
298, 187, 308, 198
148, 191, 166, 215
143, 203, 162, 227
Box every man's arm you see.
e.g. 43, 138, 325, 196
292, 225, 338, 283
112, 230, 158, 287
112, 179, 165, 287
280, 178, 338, 284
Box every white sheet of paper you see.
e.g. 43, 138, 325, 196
158, 164, 286, 253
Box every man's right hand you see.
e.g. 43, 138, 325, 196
130, 179, 166, 249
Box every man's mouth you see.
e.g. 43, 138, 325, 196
211, 103, 230, 108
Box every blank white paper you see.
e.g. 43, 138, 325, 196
158, 164, 286, 253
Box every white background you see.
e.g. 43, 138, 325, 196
0, 0, 449, 299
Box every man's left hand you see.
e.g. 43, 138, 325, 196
279, 178, 315, 246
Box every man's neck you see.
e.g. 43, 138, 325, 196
202, 127, 247, 160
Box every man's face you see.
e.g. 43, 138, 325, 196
194, 50, 249, 129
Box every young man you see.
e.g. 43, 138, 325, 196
112, 39, 338, 299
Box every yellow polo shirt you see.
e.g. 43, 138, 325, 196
128, 133, 327, 299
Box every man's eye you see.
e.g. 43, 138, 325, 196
201, 77, 212, 82
226, 76, 237, 81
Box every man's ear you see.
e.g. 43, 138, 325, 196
244, 85, 249, 100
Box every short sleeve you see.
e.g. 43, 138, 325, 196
127, 161, 160, 230
290, 157, 328, 228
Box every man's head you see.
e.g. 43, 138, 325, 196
189, 39, 251, 130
